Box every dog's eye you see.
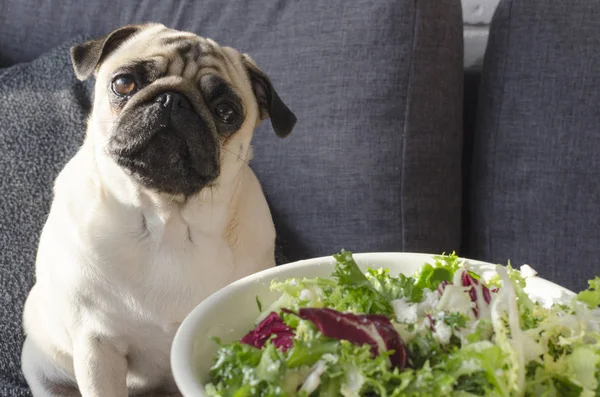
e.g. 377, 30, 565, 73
214, 102, 238, 124
112, 75, 137, 96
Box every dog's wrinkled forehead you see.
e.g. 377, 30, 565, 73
99, 25, 246, 92
70, 23, 297, 137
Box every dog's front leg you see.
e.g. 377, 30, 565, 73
73, 335, 128, 397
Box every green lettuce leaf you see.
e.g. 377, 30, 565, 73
366, 268, 423, 303
506, 264, 539, 330
205, 341, 263, 396
577, 277, 600, 309
332, 250, 393, 314
286, 339, 339, 369
255, 343, 285, 384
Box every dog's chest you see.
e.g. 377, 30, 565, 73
84, 201, 239, 330
75, 205, 240, 386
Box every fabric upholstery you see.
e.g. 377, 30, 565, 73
468, 0, 600, 291
0, 38, 93, 397
0, 0, 464, 393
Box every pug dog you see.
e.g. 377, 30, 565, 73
21, 23, 296, 397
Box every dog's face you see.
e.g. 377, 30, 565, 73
70, 24, 296, 197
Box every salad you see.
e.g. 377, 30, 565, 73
204, 251, 600, 396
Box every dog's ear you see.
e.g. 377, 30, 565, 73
242, 55, 297, 138
70, 25, 144, 81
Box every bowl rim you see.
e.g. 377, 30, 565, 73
170, 252, 572, 396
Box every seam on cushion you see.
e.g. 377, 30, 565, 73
400, 0, 419, 251
487, 0, 515, 258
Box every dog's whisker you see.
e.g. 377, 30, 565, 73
221, 146, 250, 168
210, 187, 215, 224
214, 186, 224, 203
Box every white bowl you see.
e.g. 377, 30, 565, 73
170, 252, 574, 396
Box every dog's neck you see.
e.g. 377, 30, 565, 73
84, 138, 244, 225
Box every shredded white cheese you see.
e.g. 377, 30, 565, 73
391, 298, 418, 324
299, 288, 316, 302
519, 264, 537, 279
433, 320, 452, 345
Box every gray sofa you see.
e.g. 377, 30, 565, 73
1, 0, 598, 395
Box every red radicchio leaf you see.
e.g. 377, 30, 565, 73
240, 312, 295, 352
461, 271, 480, 317
283, 307, 408, 369
426, 313, 436, 332
461, 271, 496, 317
439, 272, 498, 318
482, 284, 492, 304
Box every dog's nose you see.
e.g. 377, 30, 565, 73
154, 91, 191, 110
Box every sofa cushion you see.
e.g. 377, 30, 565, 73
467, 0, 600, 291
0, 37, 92, 397
0, 0, 463, 393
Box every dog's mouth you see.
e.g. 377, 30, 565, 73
107, 92, 220, 197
